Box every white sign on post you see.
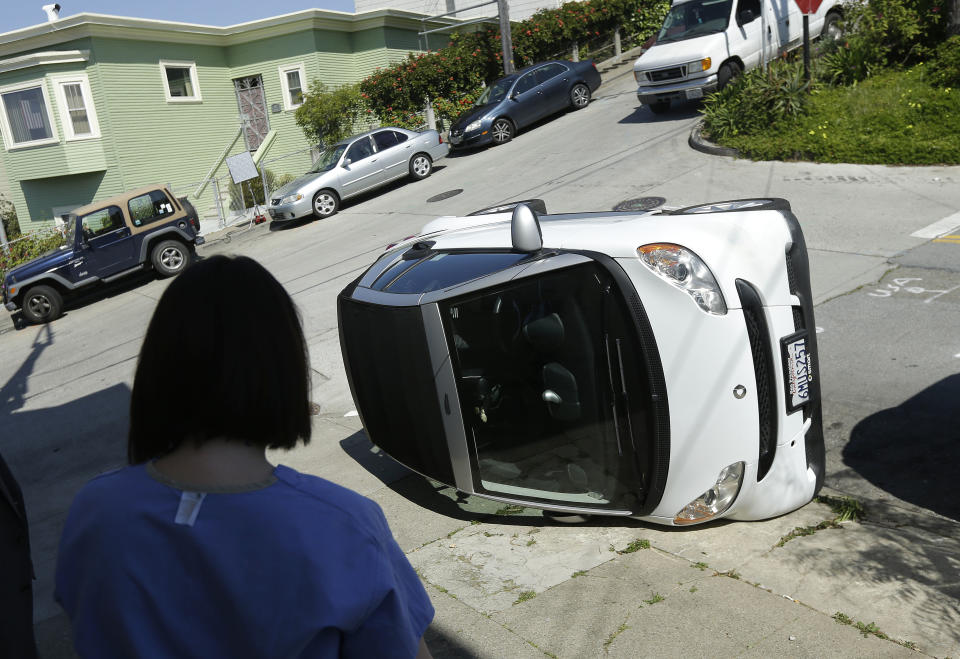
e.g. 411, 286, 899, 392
225, 151, 259, 185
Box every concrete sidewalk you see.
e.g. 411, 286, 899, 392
271, 415, 956, 658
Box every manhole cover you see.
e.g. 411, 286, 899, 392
427, 189, 464, 203
613, 196, 667, 212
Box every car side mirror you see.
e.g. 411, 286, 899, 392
739, 9, 755, 24
342, 159, 351, 168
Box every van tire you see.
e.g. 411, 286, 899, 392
649, 100, 671, 115
822, 12, 842, 41
718, 62, 742, 90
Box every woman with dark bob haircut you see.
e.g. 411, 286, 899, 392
54, 255, 435, 658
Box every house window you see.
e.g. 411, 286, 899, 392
160, 60, 202, 102
0, 81, 58, 149
52, 74, 100, 140
278, 64, 306, 110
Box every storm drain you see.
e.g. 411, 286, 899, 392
427, 189, 464, 203
613, 196, 667, 212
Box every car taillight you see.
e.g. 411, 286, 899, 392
439, 134, 443, 144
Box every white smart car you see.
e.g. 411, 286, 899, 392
338, 198, 823, 526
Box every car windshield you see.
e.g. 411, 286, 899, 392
474, 77, 516, 106
656, 0, 732, 44
309, 144, 348, 173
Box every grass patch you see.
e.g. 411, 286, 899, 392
692, 561, 710, 571
526, 538, 536, 546
571, 570, 588, 578
494, 504, 527, 516
815, 495, 866, 522
470, 519, 481, 525
620, 538, 651, 554
714, 67, 960, 164
689, 585, 698, 593
603, 621, 629, 649
514, 590, 537, 604
776, 495, 865, 547
643, 593, 665, 605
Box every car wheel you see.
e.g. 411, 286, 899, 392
312, 189, 339, 219
151, 240, 190, 277
717, 62, 742, 90
570, 83, 591, 110
409, 153, 433, 180
21, 284, 63, 324
648, 100, 671, 115
490, 118, 514, 145
822, 12, 842, 41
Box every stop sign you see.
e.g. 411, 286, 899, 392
794, 0, 823, 13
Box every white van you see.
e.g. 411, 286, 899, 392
633, 0, 842, 113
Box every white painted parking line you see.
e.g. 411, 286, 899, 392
911, 211, 960, 238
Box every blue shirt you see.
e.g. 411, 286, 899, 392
55, 464, 434, 658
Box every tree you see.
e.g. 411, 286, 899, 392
0, 193, 20, 241
294, 82, 365, 147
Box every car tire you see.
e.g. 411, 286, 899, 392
570, 83, 591, 110
717, 62, 742, 91
821, 12, 842, 41
312, 189, 339, 219
21, 284, 63, 324
648, 100, 671, 115
151, 240, 190, 278
490, 118, 514, 145
409, 153, 433, 180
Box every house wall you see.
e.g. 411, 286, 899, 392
354, 0, 561, 22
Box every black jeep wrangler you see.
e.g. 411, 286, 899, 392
2, 185, 204, 324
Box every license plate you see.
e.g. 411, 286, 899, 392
781, 331, 812, 412
685, 88, 704, 100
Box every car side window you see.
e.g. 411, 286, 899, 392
373, 131, 400, 151
737, 0, 760, 21
128, 190, 175, 227
81, 206, 125, 239
393, 130, 408, 144
346, 137, 374, 163
513, 73, 538, 96
535, 63, 566, 84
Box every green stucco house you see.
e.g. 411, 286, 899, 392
0, 8, 458, 232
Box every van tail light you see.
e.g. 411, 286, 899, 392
439, 134, 443, 144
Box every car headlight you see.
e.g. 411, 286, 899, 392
686, 58, 712, 74
674, 462, 744, 525
634, 69, 644, 83
281, 193, 303, 204
637, 243, 727, 314
465, 119, 482, 132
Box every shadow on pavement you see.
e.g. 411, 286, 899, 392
843, 374, 960, 522
1, 324, 130, 658
618, 100, 700, 124
340, 430, 717, 532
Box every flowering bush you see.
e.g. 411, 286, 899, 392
353, 0, 668, 126
0, 230, 65, 279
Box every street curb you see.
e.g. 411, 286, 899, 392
689, 119, 740, 158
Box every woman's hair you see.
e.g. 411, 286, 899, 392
128, 255, 311, 464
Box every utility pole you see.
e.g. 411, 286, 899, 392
498, 0, 514, 74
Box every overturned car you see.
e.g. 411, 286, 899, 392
338, 199, 823, 526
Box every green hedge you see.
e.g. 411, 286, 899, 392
1, 231, 66, 280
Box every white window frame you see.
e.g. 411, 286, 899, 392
50, 73, 100, 141
278, 63, 306, 111
159, 60, 202, 103
0, 79, 59, 151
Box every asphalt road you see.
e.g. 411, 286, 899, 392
2, 65, 958, 656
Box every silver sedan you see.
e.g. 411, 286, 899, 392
268, 127, 449, 221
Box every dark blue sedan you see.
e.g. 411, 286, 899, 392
448, 60, 602, 149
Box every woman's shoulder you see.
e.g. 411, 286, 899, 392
272, 466, 390, 537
